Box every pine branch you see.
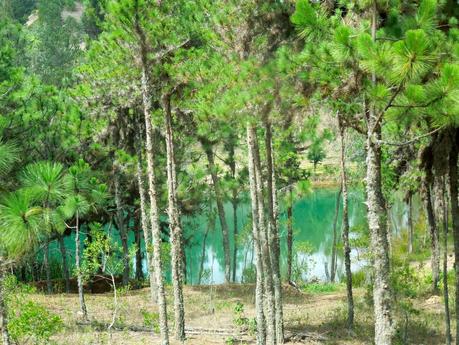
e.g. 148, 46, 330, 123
369, 82, 404, 137
377, 126, 444, 147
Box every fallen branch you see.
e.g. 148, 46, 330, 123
76, 321, 246, 336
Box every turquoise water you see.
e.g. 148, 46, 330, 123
43, 187, 418, 284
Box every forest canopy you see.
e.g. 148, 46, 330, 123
0, 0, 458, 344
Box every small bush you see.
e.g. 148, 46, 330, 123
233, 302, 256, 336
141, 309, 160, 334
8, 301, 63, 344
241, 265, 256, 284
351, 269, 367, 288
303, 282, 339, 294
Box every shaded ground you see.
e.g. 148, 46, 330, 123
23, 282, 449, 345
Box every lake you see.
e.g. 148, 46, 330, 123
44, 187, 419, 285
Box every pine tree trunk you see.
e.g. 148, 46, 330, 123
249, 124, 276, 345
136, 15, 169, 342
330, 188, 342, 283
408, 195, 413, 254
58, 235, 70, 293
162, 93, 185, 341
0, 266, 11, 345
114, 170, 130, 287
367, 4, 393, 344
198, 215, 212, 285
134, 213, 144, 281
448, 133, 459, 345
436, 176, 452, 344
228, 140, 239, 283
424, 172, 440, 293
264, 118, 284, 344
44, 241, 52, 294
339, 118, 354, 330
287, 186, 293, 283
232, 198, 238, 283
203, 144, 231, 283
135, 129, 157, 303
75, 213, 88, 321
247, 123, 266, 345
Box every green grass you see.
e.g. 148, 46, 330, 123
303, 282, 340, 294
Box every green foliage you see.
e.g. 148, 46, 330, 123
303, 282, 339, 294
140, 309, 160, 334
4, 275, 62, 344
8, 301, 63, 344
292, 241, 315, 283
232, 302, 256, 336
241, 265, 256, 284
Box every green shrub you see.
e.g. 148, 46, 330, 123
233, 302, 256, 336
303, 282, 339, 294
351, 269, 367, 288
141, 309, 160, 334
241, 265, 256, 284
9, 301, 63, 344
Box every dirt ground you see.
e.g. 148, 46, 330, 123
27, 283, 447, 344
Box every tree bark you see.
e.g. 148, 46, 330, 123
136, 11, 169, 343
114, 169, 130, 287
247, 123, 266, 345
330, 188, 342, 283
339, 117, 354, 330
202, 144, 231, 283
448, 131, 459, 345
0, 266, 11, 345
162, 93, 185, 341
287, 186, 293, 283
135, 128, 157, 303
366, 4, 393, 344
435, 176, 452, 344
264, 117, 284, 344
134, 212, 144, 281
249, 124, 276, 345
198, 215, 212, 285
44, 241, 52, 294
424, 167, 440, 292
58, 235, 70, 293
75, 212, 88, 321
408, 195, 414, 254
227, 139, 239, 283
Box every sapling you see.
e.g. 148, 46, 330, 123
81, 222, 135, 335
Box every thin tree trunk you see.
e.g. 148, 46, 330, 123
424, 174, 440, 293
162, 93, 185, 341
339, 117, 354, 330
58, 235, 70, 293
408, 195, 413, 254
114, 170, 130, 287
247, 123, 266, 345
232, 198, 238, 283
287, 186, 293, 283
264, 117, 284, 344
136, 12, 169, 343
436, 176, 452, 344
75, 212, 88, 321
330, 188, 342, 283
366, 4, 393, 344
226, 137, 239, 283
44, 241, 52, 294
0, 266, 11, 345
134, 212, 144, 281
250, 124, 276, 345
198, 213, 213, 285
448, 132, 459, 345
135, 128, 157, 303
203, 144, 231, 283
